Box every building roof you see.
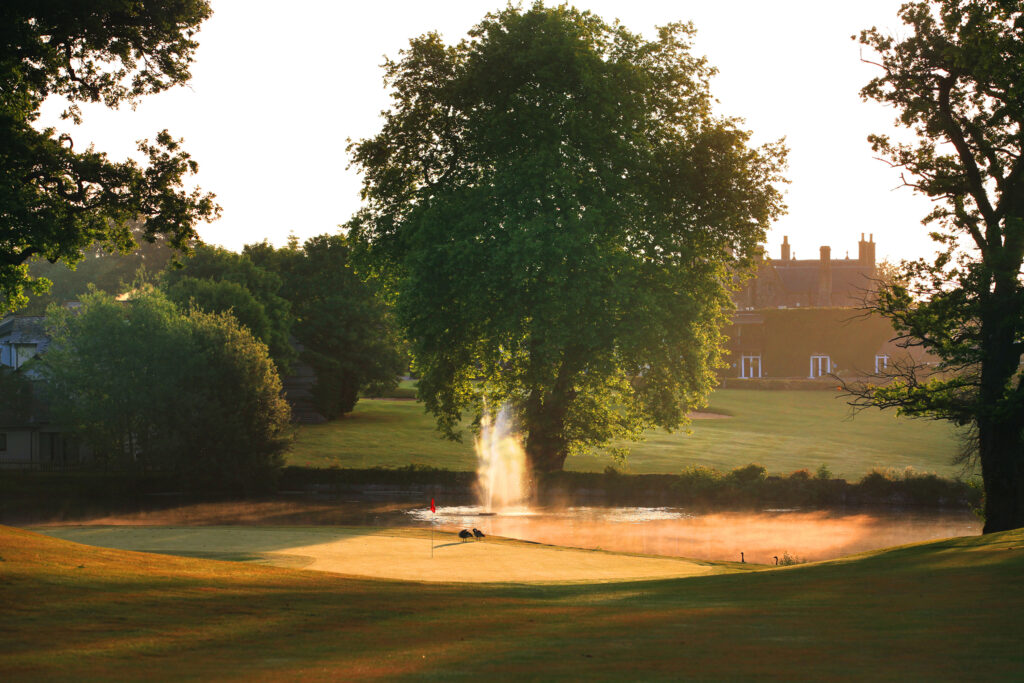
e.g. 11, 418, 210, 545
0, 316, 48, 344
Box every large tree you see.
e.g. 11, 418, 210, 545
853, 1, 1024, 532
41, 289, 291, 493
1, 0, 219, 313
349, 4, 786, 472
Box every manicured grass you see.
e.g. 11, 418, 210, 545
35, 526, 729, 583
2, 524, 1022, 680
291, 399, 475, 470
290, 390, 965, 478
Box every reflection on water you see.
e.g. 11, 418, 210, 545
410, 505, 981, 564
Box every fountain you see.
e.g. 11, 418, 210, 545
404, 403, 983, 564
474, 403, 530, 512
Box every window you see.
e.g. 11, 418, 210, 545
809, 355, 832, 378
740, 355, 762, 379
13, 343, 37, 369
875, 354, 890, 374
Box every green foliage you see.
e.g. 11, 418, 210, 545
0, 366, 34, 424
854, 1, 1024, 532
350, 4, 787, 471
162, 245, 295, 372
1, 1, 219, 313
244, 234, 405, 419
676, 465, 724, 497
726, 463, 768, 486
16, 224, 176, 314
40, 289, 291, 493
669, 463, 976, 509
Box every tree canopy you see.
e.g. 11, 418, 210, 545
162, 244, 296, 373
16, 222, 175, 314
852, 0, 1024, 532
350, 4, 787, 472
1, 0, 219, 313
245, 234, 405, 418
41, 289, 290, 493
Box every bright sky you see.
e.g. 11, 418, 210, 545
39, 0, 937, 264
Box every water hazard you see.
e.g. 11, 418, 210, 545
409, 505, 980, 565
19, 498, 980, 565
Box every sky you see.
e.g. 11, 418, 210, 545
39, 1, 938, 264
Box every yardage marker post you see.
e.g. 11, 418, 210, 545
430, 498, 435, 558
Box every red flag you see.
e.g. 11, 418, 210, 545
430, 498, 435, 513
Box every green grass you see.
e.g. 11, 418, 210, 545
290, 390, 966, 479
2, 524, 1022, 680
370, 377, 419, 400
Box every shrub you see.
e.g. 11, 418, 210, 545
674, 465, 725, 499
727, 463, 767, 486
42, 290, 291, 494
778, 551, 806, 566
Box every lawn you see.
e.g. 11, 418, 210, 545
290, 389, 966, 479
2, 524, 1022, 680
34, 525, 730, 583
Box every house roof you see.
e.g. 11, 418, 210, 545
770, 261, 875, 306
0, 316, 48, 344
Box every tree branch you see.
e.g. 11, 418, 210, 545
937, 76, 999, 246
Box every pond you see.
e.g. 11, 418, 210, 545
407, 505, 980, 565
23, 499, 980, 566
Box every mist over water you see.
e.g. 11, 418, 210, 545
474, 403, 530, 512
26, 498, 980, 565
415, 506, 981, 565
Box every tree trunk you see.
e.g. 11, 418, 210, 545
978, 280, 1024, 533
523, 387, 570, 473
523, 358, 576, 473
979, 416, 1024, 533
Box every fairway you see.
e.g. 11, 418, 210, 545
291, 390, 965, 477
35, 526, 724, 583
3, 524, 1023, 680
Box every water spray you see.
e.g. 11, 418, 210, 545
474, 401, 530, 513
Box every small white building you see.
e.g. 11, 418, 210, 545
0, 315, 87, 469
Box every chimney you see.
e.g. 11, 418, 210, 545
781, 235, 791, 261
817, 246, 832, 306
858, 233, 876, 268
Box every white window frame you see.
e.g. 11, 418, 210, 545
740, 355, 762, 379
809, 355, 832, 378
875, 354, 890, 374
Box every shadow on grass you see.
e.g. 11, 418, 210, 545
4, 526, 1024, 680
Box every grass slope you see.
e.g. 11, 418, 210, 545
1, 525, 1022, 680
290, 390, 964, 478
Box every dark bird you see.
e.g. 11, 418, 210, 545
459, 529, 473, 542
740, 552, 745, 564
472, 528, 485, 540
773, 556, 779, 566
